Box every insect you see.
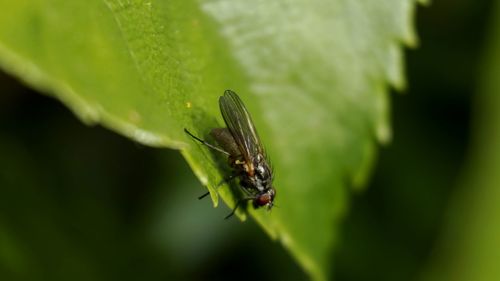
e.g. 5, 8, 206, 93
184, 90, 276, 219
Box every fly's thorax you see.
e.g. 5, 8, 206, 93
237, 161, 272, 192
255, 153, 272, 176
249, 154, 273, 191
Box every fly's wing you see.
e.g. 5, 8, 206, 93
219, 90, 264, 164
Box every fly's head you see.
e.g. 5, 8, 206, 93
254, 187, 276, 210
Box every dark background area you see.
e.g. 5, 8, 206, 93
0, 0, 493, 280
336, 1, 493, 281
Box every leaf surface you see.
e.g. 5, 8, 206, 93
0, 1, 421, 279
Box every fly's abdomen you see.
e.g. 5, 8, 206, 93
211, 128, 240, 157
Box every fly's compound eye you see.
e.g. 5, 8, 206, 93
254, 188, 276, 209
255, 192, 271, 207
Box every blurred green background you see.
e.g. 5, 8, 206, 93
0, 0, 498, 281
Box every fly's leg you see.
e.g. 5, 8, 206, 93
184, 128, 230, 156
185, 128, 252, 219
185, 129, 240, 201
225, 197, 255, 220
197, 191, 210, 200
198, 174, 237, 200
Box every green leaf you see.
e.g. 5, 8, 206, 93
0, 1, 421, 280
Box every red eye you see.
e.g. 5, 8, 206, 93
256, 193, 271, 206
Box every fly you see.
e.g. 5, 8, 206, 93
184, 90, 275, 219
